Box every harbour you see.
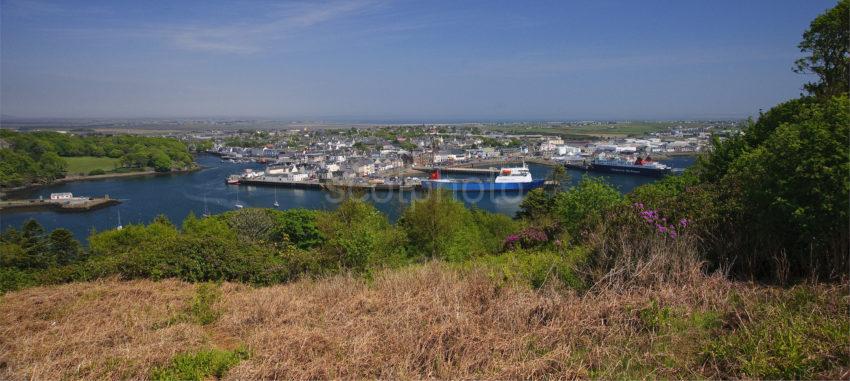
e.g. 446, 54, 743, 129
0, 154, 696, 242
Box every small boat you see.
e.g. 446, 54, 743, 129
226, 175, 240, 185
116, 207, 123, 230
420, 164, 544, 191
203, 194, 211, 217
235, 187, 244, 209
273, 188, 279, 207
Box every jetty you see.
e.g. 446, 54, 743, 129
237, 176, 417, 191
0, 194, 120, 212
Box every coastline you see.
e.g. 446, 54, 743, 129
0, 166, 201, 199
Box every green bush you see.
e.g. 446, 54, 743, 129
464, 248, 588, 289
399, 191, 487, 262
702, 287, 850, 379
317, 199, 407, 272
270, 208, 324, 249
553, 177, 624, 239
690, 95, 849, 280
0, 267, 36, 294
151, 347, 250, 381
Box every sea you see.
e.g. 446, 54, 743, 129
1, 154, 697, 243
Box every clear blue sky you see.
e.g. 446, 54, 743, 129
0, 0, 837, 120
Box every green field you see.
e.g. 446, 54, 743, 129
488, 122, 675, 138
63, 156, 122, 175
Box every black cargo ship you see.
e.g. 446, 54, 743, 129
588, 157, 672, 177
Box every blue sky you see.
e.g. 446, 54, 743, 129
0, 0, 837, 120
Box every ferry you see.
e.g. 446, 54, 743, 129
420, 165, 545, 191
589, 156, 671, 177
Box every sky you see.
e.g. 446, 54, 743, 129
0, 0, 838, 121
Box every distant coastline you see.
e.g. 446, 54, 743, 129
0, 166, 200, 199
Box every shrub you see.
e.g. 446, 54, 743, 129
552, 176, 624, 239
463, 248, 588, 289
317, 199, 407, 272
270, 208, 324, 249
151, 347, 250, 381
702, 287, 850, 379
0, 267, 36, 294
399, 191, 486, 262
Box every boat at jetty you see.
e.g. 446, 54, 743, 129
420, 165, 545, 191
589, 156, 671, 177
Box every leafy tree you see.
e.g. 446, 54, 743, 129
724, 95, 849, 277
270, 209, 324, 249
399, 191, 486, 261
317, 199, 406, 271
149, 149, 173, 172
223, 208, 277, 243
793, 0, 849, 97
553, 177, 623, 238
516, 188, 555, 220
548, 165, 570, 189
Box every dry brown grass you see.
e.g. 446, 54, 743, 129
0, 263, 846, 380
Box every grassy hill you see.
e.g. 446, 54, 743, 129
1, 263, 846, 380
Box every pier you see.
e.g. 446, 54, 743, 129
237, 177, 417, 191
0, 196, 120, 212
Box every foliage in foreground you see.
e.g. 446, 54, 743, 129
1, 266, 846, 380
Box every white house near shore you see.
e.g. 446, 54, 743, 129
50, 192, 73, 200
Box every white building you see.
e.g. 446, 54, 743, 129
50, 192, 73, 200
556, 145, 582, 156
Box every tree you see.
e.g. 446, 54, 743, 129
317, 199, 406, 271
20, 219, 53, 268
149, 149, 173, 172
793, 0, 849, 97
548, 165, 570, 191
553, 177, 623, 238
516, 188, 555, 219
48, 228, 83, 265
399, 191, 485, 261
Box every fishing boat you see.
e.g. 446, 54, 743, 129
226, 175, 240, 185
420, 165, 545, 191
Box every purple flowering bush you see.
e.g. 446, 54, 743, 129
503, 227, 549, 250
633, 202, 689, 239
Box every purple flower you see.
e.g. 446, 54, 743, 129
679, 218, 689, 228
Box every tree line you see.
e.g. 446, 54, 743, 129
0, 130, 195, 188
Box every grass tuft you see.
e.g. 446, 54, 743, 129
150, 346, 250, 381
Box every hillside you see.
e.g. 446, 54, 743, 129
1, 263, 847, 380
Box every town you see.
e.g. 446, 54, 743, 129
165, 121, 739, 188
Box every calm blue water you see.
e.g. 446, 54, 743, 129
1, 154, 696, 243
